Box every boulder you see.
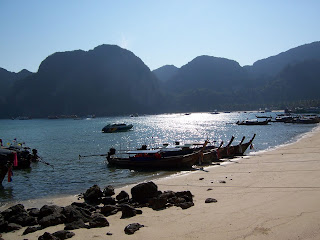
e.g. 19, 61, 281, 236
38, 212, 66, 228
62, 205, 91, 223
149, 197, 167, 210
23, 226, 43, 235
38, 205, 63, 219
178, 202, 194, 209
175, 191, 193, 202
1, 204, 26, 220
27, 208, 40, 217
52, 230, 75, 239
120, 204, 142, 219
0, 216, 8, 233
103, 185, 115, 197
124, 223, 144, 235
64, 219, 88, 230
6, 223, 22, 232
131, 182, 159, 203
116, 190, 129, 203
83, 185, 103, 204
100, 205, 119, 217
101, 196, 116, 205
89, 213, 109, 228
38, 232, 59, 240
1, 204, 37, 227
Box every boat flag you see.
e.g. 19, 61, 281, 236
13, 152, 18, 167
8, 167, 13, 182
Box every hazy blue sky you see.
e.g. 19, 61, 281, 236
1, 0, 319, 73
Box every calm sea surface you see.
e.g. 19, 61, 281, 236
0, 112, 317, 206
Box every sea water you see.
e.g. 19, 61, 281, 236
0, 112, 316, 205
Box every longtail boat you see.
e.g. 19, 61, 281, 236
200, 134, 256, 164
106, 141, 209, 170
0, 139, 40, 184
236, 119, 270, 125
227, 134, 256, 157
216, 136, 235, 159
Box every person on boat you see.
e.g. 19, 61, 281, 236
31, 149, 40, 162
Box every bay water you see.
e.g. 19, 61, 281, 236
0, 112, 316, 206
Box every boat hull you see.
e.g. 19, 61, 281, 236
107, 151, 200, 170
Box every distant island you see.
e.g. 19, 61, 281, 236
1, 41, 320, 118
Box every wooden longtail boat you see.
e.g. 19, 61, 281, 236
106, 141, 209, 170
236, 119, 270, 125
227, 134, 256, 157
201, 136, 235, 164
201, 134, 256, 164
216, 136, 235, 159
202, 141, 224, 164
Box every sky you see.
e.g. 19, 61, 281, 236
1, 0, 320, 73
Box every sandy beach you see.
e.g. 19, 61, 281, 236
2, 125, 320, 240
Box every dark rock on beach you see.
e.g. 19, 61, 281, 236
70, 202, 96, 212
101, 196, 116, 205
103, 185, 115, 197
38, 230, 75, 240
38, 232, 60, 240
131, 182, 160, 204
62, 205, 91, 224
64, 219, 88, 230
1, 204, 37, 227
149, 197, 168, 210
52, 230, 75, 239
178, 202, 194, 209
0, 181, 196, 236
27, 207, 41, 217
6, 223, 22, 232
205, 198, 218, 203
116, 190, 130, 203
120, 204, 142, 219
89, 213, 109, 228
38, 205, 65, 228
124, 223, 144, 235
100, 205, 119, 217
23, 225, 43, 235
83, 185, 103, 204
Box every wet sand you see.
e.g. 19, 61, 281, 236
2, 125, 320, 240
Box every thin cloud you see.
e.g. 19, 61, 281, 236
120, 34, 129, 49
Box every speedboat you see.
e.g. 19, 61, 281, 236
102, 123, 133, 133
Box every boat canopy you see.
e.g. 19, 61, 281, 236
126, 149, 161, 154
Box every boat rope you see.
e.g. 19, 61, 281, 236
78, 153, 108, 159
38, 157, 54, 169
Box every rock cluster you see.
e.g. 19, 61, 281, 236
0, 181, 195, 238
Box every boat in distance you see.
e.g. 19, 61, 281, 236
236, 119, 270, 125
102, 123, 133, 133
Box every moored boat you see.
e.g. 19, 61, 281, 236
201, 134, 256, 164
106, 141, 209, 170
0, 139, 40, 170
236, 119, 270, 125
102, 123, 133, 133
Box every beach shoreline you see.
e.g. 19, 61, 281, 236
2, 125, 320, 239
